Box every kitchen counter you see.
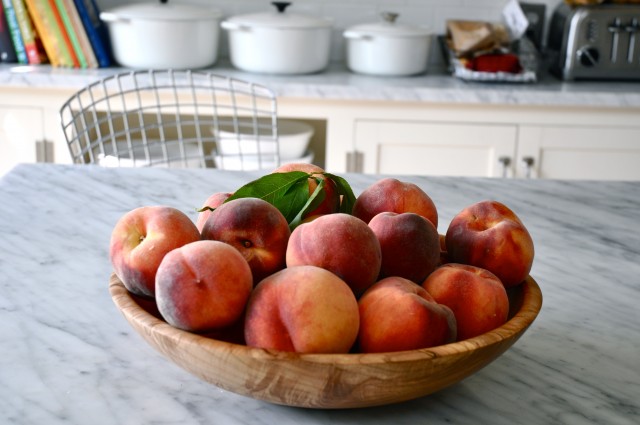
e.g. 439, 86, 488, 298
2, 62, 640, 108
1, 163, 638, 425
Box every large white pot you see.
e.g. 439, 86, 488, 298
344, 12, 432, 77
100, 1, 222, 69
221, 2, 332, 75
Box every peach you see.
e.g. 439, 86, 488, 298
445, 200, 534, 287
196, 192, 232, 232
109, 206, 201, 298
368, 212, 440, 284
422, 263, 509, 341
357, 277, 457, 353
201, 197, 291, 285
352, 178, 438, 228
286, 213, 381, 297
273, 162, 340, 217
155, 240, 253, 333
244, 265, 360, 354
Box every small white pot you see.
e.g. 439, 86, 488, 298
221, 2, 332, 75
100, 1, 222, 69
344, 12, 432, 77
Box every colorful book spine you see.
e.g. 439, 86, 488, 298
23, 0, 64, 66
46, 0, 79, 67
53, 0, 87, 67
11, 0, 47, 64
0, 3, 19, 62
60, 0, 97, 67
1, 0, 28, 63
73, 0, 110, 67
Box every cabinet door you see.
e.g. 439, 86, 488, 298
0, 107, 44, 176
354, 120, 518, 177
518, 126, 640, 180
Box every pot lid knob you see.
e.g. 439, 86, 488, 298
380, 11, 399, 23
272, 2, 291, 13
159, 0, 168, 4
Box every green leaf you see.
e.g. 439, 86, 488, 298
225, 171, 311, 222
289, 177, 327, 230
325, 172, 357, 215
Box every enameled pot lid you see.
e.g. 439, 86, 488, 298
102, 1, 222, 22
344, 12, 431, 37
224, 1, 332, 29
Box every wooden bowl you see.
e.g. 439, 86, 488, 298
109, 272, 542, 409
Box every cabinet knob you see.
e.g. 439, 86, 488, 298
346, 151, 364, 173
498, 156, 512, 178
521, 156, 535, 179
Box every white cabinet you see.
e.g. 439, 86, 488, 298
0, 106, 49, 177
354, 120, 518, 177
344, 105, 640, 180
517, 125, 640, 180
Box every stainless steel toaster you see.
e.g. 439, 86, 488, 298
548, 3, 640, 80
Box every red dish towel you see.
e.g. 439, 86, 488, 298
465, 54, 523, 74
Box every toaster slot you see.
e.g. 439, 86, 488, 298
626, 18, 639, 63
608, 18, 624, 63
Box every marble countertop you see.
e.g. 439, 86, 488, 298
1, 163, 638, 425
2, 62, 640, 108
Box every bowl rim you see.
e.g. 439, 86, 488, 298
109, 272, 543, 364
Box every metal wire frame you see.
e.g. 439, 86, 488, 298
59, 69, 280, 170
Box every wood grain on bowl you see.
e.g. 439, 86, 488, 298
109, 272, 542, 409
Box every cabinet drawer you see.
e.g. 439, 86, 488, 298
518, 126, 640, 180
355, 120, 517, 177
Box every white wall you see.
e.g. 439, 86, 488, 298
96, 0, 563, 64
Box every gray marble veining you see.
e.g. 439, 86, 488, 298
1, 163, 638, 425
2, 62, 640, 108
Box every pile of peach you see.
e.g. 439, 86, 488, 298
109, 164, 534, 354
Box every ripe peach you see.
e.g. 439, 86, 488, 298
196, 192, 232, 232
109, 206, 201, 298
445, 200, 534, 287
422, 263, 509, 341
352, 177, 438, 228
201, 198, 291, 285
286, 213, 381, 297
357, 277, 457, 353
244, 265, 360, 354
368, 212, 440, 284
273, 162, 340, 217
155, 240, 253, 333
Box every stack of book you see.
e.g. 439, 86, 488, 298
0, 0, 111, 67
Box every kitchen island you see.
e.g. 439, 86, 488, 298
1, 163, 638, 424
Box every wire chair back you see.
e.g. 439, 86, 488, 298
59, 69, 280, 170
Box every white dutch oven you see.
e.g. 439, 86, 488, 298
344, 12, 432, 76
100, 0, 222, 69
221, 2, 332, 75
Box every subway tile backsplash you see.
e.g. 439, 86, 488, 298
96, 0, 562, 65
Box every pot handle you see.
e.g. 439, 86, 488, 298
272, 2, 291, 13
99, 12, 130, 24
343, 30, 373, 41
220, 21, 251, 31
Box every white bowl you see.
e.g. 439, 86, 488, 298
214, 150, 314, 171
97, 140, 205, 168
215, 119, 314, 160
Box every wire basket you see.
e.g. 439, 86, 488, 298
60, 69, 280, 170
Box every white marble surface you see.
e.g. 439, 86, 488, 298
1, 163, 639, 425
2, 62, 640, 108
